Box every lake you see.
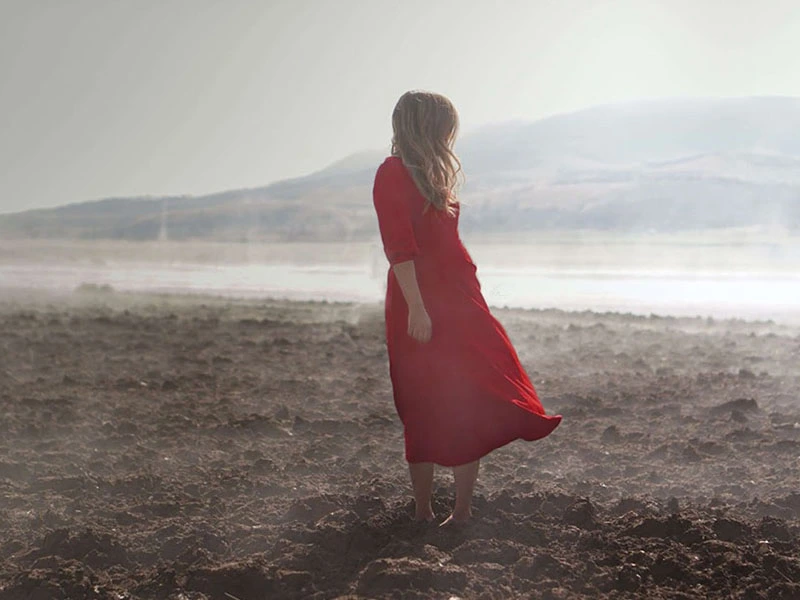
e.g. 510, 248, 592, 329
1, 237, 798, 323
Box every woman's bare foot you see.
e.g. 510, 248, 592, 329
440, 460, 479, 528
439, 510, 471, 527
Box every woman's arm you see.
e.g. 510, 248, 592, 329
392, 259, 425, 310
372, 159, 430, 342
392, 259, 432, 343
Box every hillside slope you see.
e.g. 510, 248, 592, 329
2, 97, 799, 241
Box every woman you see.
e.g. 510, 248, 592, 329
372, 90, 562, 526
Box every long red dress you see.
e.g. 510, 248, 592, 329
372, 156, 562, 467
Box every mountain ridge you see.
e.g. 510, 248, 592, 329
2, 96, 799, 241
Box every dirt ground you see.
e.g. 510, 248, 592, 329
1, 288, 799, 599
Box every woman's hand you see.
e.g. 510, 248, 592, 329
407, 303, 432, 343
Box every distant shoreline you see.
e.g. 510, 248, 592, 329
2, 230, 799, 267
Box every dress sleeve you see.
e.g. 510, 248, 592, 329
372, 159, 420, 266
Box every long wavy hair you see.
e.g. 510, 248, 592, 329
391, 90, 463, 215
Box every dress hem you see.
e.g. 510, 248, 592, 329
404, 414, 562, 467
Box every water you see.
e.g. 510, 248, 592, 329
2, 260, 799, 323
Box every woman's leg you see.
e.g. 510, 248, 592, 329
408, 461, 435, 521
442, 459, 479, 525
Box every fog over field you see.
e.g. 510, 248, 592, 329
2, 230, 800, 325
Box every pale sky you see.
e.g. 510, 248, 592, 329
1, 0, 800, 214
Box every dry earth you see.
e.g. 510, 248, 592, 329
1, 288, 799, 599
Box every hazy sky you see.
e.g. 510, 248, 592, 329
2, 0, 800, 214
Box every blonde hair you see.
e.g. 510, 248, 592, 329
391, 90, 463, 215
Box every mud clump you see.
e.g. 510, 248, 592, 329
710, 397, 759, 415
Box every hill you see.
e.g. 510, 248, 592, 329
2, 96, 799, 241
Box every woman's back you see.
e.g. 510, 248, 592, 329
376, 156, 475, 279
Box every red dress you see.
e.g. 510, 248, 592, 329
372, 156, 562, 467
